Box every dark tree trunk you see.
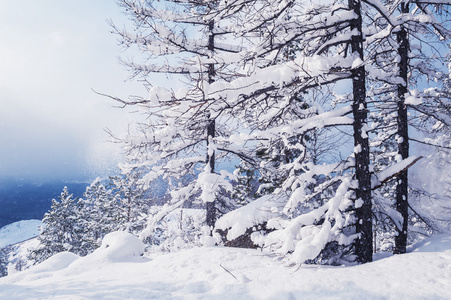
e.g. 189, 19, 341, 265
205, 19, 216, 230
205, 117, 216, 229
394, 2, 410, 255
207, 20, 215, 85
349, 0, 373, 263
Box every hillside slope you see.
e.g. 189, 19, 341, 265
0, 220, 42, 248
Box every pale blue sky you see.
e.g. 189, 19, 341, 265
0, 1, 145, 182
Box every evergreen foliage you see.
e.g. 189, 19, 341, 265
231, 163, 258, 206
77, 179, 122, 253
0, 246, 9, 277
29, 187, 84, 264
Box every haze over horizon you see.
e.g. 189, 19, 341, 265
0, 1, 147, 183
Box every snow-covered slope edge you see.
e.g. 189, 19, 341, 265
1, 220, 42, 276
0, 220, 42, 248
0, 233, 450, 300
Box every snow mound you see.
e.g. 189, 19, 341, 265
0, 220, 42, 248
97, 231, 146, 261
28, 252, 80, 274
63, 231, 147, 275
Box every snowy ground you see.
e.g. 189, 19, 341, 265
1, 232, 450, 299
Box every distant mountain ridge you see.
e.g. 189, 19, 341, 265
0, 220, 42, 248
0, 180, 88, 228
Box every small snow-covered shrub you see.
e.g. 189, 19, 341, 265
141, 207, 205, 252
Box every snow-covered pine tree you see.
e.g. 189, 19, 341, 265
110, 172, 149, 235
376, 0, 450, 254
109, 0, 251, 243
406, 33, 451, 240
362, 0, 451, 253
400, 2, 451, 248
29, 187, 84, 264
206, 0, 377, 263
231, 162, 258, 206
213, 0, 441, 264
78, 179, 122, 253
0, 246, 9, 277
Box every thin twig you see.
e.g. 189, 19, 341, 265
220, 263, 238, 280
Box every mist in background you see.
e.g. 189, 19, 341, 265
0, 1, 146, 183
